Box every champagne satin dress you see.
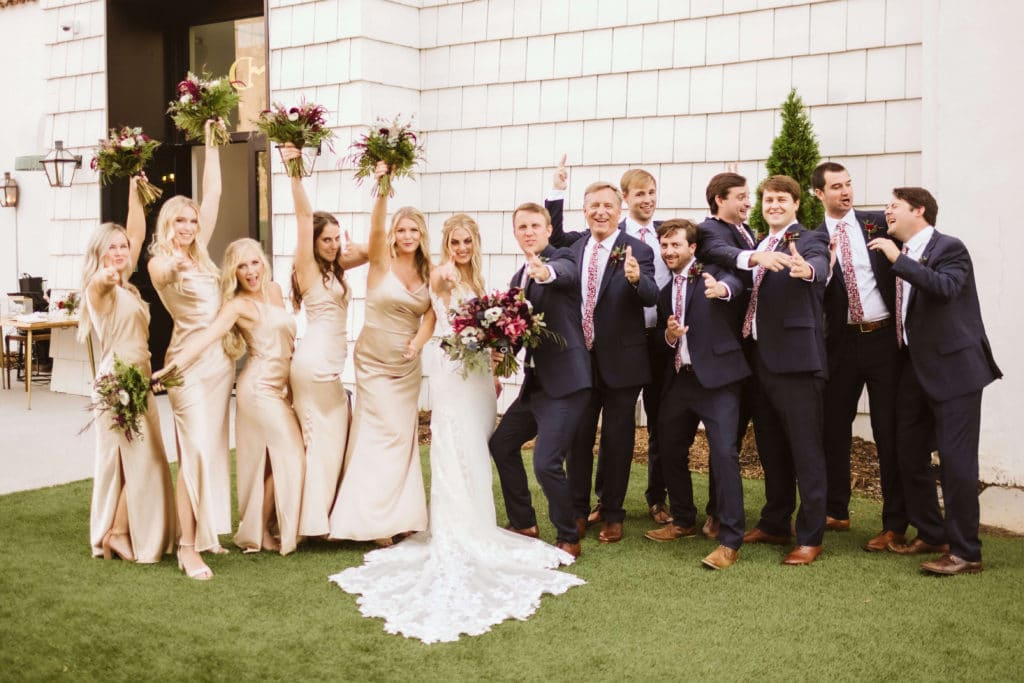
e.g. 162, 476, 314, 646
329, 271, 430, 541
292, 274, 351, 537
157, 271, 234, 551
234, 300, 305, 555
88, 287, 176, 563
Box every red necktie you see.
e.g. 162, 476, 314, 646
742, 236, 779, 339
638, 226, 650, 244
583, 242, 601, 350
835, 221, 865, 323
895, 245, 909, 348
673, 273, 686, 371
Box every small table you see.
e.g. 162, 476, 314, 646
1, 317, 96, 410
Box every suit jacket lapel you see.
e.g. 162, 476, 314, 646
684, 263, 699, 315
906, 231, 941, 314
596, 232, 627, 303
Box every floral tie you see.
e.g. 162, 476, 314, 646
742, 236, 779, 339
736, 224, 755, 249
638, 226, 650, 244
674, 273, 686, 371
583, 242, 601, 350
895, 245, 909, 348
835, 222, 865, 323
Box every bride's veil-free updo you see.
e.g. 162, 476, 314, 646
440, 213, 485, 297
219, 238, 272, 359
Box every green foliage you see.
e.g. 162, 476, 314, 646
750, 89, 825, 235
255, 102, 334, 177
348, 116, 425, 197
167, 72, 241, 146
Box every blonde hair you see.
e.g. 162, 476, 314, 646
620, 169, 656, 194
219, 238, 271, 359
148, 195, 219, 276
77, 223, 145, 343
386, 206, 431, 285
440, 213, 485, 297
583, 181, 623, 205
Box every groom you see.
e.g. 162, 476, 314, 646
489, 202, 593, 558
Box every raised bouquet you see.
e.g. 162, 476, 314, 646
440, 288, 562, 378
166, 71, 241, 146
348, 115, 424, 198
91, 126, 162, 209
254, 101, 333, 177
56, 291, 80, 317
82, 356, 183, 443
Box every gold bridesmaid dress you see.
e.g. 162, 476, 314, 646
292, 274, 351, 537
89, 287, 176, 563
157, 271, 234, 551
329, 271, 430, 541
234, 301, 305, 555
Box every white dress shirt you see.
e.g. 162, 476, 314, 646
899, 225, 934, 346
580, 231, 618, 318
736, 222, 799, 340
824, 210, 890, 322
623, 215, 670, 328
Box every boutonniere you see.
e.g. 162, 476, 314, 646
919, 255, 929, 265
863, 221, 882, 237
780, 231, 801, 245
608, 245, 627, 267
687, 262, 704, 284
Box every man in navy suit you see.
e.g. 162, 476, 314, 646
737, 175, 830, 565
812, 162, 908, 551
867, 187, 1001, 575
642, 219, 750, 570
545, 180, 659, 544
488, 202, 593, 558
547, 158, 674, 528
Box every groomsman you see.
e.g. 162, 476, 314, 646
812, 162, 907, 551
488, 202, 593, 558
547, 180, 659, 544
548, 158, 674, 527
738, 175, 830, 565
867, 187, 1001, 575
644, 219, 750, 570
694, 172, 759, 539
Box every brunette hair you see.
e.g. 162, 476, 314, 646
812, 162, 847, 191
758, 175, 802, 202
705, 172, 747, 215
290, 210, 349, 311
893, 187, 938, 226
657, 218, 700, 246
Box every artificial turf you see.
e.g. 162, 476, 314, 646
1, 449, 1022, 681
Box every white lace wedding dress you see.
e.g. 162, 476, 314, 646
328, 285, 584, 644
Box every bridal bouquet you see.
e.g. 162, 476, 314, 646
348, 115, 424, 198
81, 356, 183, 443
440, 288, 561, 378
92, 127, 162, 209
167, 71, 241, 146
255, 101, 333, 177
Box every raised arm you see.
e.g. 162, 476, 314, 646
197, 119, 224, 248
126, 176, 146, 270
366, 161, 392, 286
284, 143, 317, 294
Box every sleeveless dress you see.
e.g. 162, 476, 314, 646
291, 274, 351, 537
88, 287, 176, 563
329, 285, 584, 644
234, 300, 305, 555
156, 270, 234, 551
328, 270, 430, 541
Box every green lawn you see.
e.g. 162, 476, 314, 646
1, 449, 1022, 682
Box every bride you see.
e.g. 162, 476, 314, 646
329, 213, 584, 643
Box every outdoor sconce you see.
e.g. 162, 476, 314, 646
0, 172, 17, 208
40, 140, 82, 188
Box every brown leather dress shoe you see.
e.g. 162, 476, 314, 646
575, 517, 587, 540
598, 521, 624, 544
826, 516, 851, 531
742, 527, 791, 545
586, 502, 603, 527
782, 545, 824, 565
920, 554, 983, 575
702, 516, 719, 540
701, 545, 739, 570
556, 541, 581, 559
644, 523, 697, 542
888, 537, 950, 555
864, 530, 906, 553
649, 503, 673, 525
504, 524, 540, 539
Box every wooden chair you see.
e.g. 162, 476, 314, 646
4, 333, 52, 389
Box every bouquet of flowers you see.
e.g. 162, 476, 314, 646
348, 115, 424, 197
91, 126, 162, 209
254, 101, 333, 177
166, 71, 241, 146
81, 356, 183, 443
56, 291, 80, 317
440, 288, 562, 378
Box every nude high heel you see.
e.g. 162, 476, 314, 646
177, 544, 213, 581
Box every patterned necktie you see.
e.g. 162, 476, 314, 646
736, 224, 755, 249
895, 245, 909, 348
638, 226, 650, 244
582, 242, 602, 350
835, 221, 865, 323
742, 236, 779, 338
674, 273, 686, 371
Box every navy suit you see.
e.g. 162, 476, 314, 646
893, 230, 1001, 562
747, 224, 830, 547
815, 210, 908, 532
655, 263, 750, 549
488, 244, 592, 544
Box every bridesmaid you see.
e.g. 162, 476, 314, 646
79, 176, 176, 565
329, 163, 436, 545
281, 144, 368, 537
156, 238, 305, 556
148, 120, 232, 580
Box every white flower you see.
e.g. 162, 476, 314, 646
483, 307, 503, 323
209, 79, 220, 87
460, 327, 480, 342
118, 390, 130, 406
119, 138, 135, 149
179, 94, 192, 104
131, 127, 142, 135
288, 112, 300, 121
